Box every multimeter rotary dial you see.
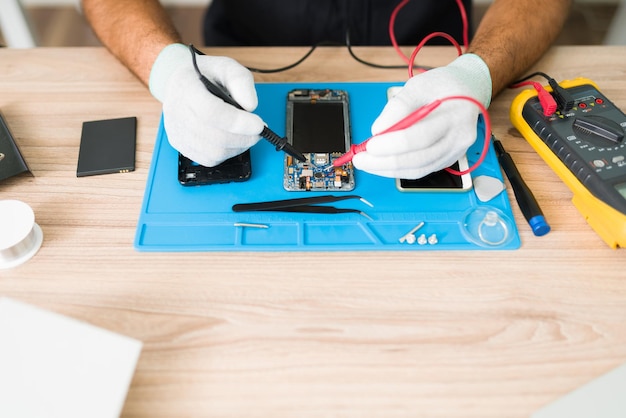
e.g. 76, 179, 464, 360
572, 114, 624, 146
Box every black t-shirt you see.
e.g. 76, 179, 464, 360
202, 0, 473, 46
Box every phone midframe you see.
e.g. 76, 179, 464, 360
284, 89, 355, 192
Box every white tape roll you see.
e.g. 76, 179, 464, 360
0, 200, 44, 269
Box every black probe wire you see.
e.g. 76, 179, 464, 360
210, 0, 431, 74
244, 34, 413, 74
510, 71, 553, 85
510, 70, 574, 112
189, 44, 205, 73
191, 42, 318, 75
245, 43, 323, 74
345, 29, 413, 70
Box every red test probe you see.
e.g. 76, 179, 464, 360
333, 95, 492, 177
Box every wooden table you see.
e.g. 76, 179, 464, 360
1, 46, 625, 418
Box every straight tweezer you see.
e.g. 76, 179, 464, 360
231, 195, 373, 219
232, 195, 372, 211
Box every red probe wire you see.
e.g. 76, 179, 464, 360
340, 0, 491, 178
509, 81, 557, 116
333, 95, 492, 177
407, 32, 462, 77
390, 0, 469, 76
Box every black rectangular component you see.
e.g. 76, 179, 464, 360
178, 150, 252, 186
76, 117, 136, 177
398, 162, 464, 189
0, 112, 31, 182
395, 158, 472, 192
291, 101, 346, 153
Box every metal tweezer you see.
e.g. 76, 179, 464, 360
232, 195, 374, 220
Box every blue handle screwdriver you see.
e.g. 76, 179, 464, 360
493, 136, 550, 236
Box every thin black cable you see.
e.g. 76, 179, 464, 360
245, 33, 414, 73
245, 44, 319, 73
245, 40, 344, 73
511, 71, 553, 85
344, 29, 408, 70
189, 21, 421, 73
189, 44, 203, 75
189, 5, 417, 74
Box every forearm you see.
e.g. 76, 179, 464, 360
467, 0, 572, 98
81, 0, 182, 85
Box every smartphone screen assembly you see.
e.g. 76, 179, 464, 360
385, 86, 472, 193
284, 89, 355, 192
178, 150, 252, 186
395, 156, 472, 192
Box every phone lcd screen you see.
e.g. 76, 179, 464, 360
284, 89, 354, 192
291, 102, 346, 153
396, 159, 472, 192
399, 162, 463, 189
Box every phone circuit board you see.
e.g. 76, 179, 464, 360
284, 88, 355, 191
284, 152, 354, 191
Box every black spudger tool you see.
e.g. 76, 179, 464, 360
189, 44, 307, 162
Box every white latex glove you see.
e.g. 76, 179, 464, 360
149, 43, 264, 167
352, 53, 492, 179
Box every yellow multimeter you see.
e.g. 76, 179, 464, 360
510, 77, 626, 248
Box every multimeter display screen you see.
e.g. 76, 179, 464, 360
615, 182, 626, 199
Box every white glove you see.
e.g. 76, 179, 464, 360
352, 53, 492, 179
149, 43, 264, 167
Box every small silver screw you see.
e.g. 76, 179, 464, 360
417, 233, 428, 245
427, 234, 438, 245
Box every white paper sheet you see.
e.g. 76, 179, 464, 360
532, 362, 626, 418
0, 297, 142, 418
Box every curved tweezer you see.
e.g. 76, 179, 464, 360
231, 195, 373, 220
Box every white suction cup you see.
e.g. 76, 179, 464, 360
462, 206, 514, 247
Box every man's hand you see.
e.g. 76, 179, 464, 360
149, 44, 264, 168
352, 53, 492, 179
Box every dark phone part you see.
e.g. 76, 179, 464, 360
397, 161, 469, 191
399, 170, 463, 189
76, 117, 136, 177
0, 112, 31, 182
284, 89, 354, 192
178, 150, 252, 186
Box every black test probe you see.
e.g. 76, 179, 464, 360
189, 45, 307, 162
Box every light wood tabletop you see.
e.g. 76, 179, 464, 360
1, 46, 625, 418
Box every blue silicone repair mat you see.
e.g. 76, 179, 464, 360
134, 82, 520, 251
